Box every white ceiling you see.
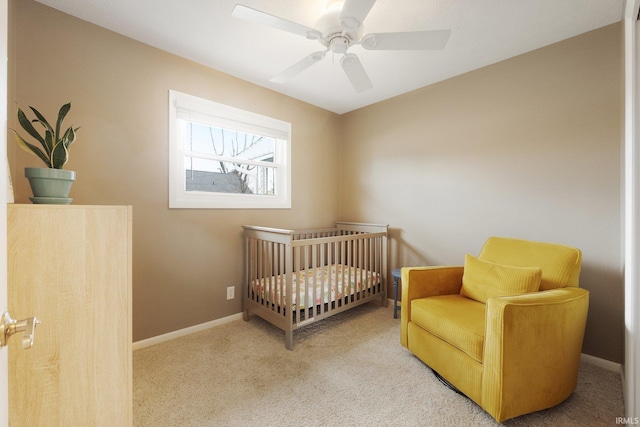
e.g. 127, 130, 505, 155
34, 0, 624, 114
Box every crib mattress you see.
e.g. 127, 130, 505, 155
250, 264, 379, 309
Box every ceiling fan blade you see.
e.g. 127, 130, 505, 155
340, 53, 373, 93
270, 51, 326, 84
339, 0, 377, 31
232, 4, 322, 40
361, 30, 451, 50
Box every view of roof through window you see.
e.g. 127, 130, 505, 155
183, 121, 277, 195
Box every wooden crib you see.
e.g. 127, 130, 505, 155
243, 222, 388, 350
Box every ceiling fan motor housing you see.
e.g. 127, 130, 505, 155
316, 9, 362, 53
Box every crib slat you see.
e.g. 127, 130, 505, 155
334, 241, 339, 310
316, 242, 320, 312
372, 237, 376, 294
362, 237, 367, 298
278, 242, 284, 312
299, 245, 305, 321
285, 241, 293, 344
363, 237, 368, 298
338, 240, 344, 307
322, 242, 328, 315
311, 243, 318, 319
262, 240, 267, 308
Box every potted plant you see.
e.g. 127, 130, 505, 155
12, 102, 80, 204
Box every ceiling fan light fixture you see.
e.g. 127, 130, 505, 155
329, 36, 350, 54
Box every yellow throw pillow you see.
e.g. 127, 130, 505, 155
460, 254, 542, 303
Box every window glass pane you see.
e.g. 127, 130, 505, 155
185, 157, 276, 196
185, 122, 275, 163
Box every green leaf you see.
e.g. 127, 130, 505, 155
55, 103, 71, 141
44, 129, 54, 157
29, 106, 53, 133
62, 126, 76, 148
50, 138, 68, 169
16, 107, 44, 145
13, 131, 49, 166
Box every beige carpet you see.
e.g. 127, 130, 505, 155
133, 303, 624, 426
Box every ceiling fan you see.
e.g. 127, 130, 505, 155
231, 0, 451, 93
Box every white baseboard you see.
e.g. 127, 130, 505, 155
132, 312, 243, 351
581, 352, 622, 374
132, 311, 623, 378
133, 298, 397, 351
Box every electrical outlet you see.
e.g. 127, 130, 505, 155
226, 286, 235, 300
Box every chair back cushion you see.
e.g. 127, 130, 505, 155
478, 237, 582, 290
461, 254, 542, 303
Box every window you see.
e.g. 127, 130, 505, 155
169, 90, 291, 209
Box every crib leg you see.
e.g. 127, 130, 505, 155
285, 330, 293, 351
381, 292, 388, 307
243, 308, 249, 321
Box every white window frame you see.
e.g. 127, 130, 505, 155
169, 90, 291, 209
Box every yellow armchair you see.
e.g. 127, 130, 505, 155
400, 237, 589, 423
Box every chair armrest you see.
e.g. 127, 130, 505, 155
482, 287, 589, 422
400, 266, 464, 348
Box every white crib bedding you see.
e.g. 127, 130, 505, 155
250, 264, 379, 310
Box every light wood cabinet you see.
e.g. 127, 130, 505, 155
7, 205, 132, 426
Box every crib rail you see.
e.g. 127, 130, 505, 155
243, 222, 388, 350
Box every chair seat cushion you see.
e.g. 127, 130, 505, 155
411, 294, 486, 362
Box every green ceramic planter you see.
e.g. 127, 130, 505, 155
25, 167, 75, 204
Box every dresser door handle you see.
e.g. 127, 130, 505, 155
0, 311, 41, 349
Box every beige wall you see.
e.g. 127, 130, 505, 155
9, 1, 624, 362
9, 0, 341, 341
340, 23, 623, 362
